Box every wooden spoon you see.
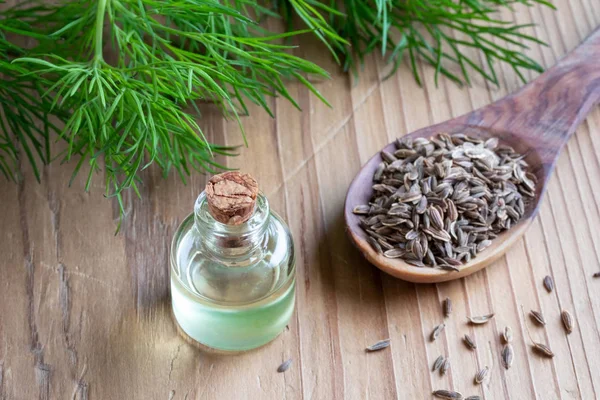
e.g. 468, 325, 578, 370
345, 27, 600, 283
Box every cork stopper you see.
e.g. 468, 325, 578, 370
205, 172, 259, 225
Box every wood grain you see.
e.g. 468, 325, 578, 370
1, 1, 600, 399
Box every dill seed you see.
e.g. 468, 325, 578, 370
353, 205, 371, 215
440, 359, 450, 376
384, 248, 405, 258
467, 313, 495, 325
431, 323, 446, 341
503, 326, 513, 343
474, 366, 489, 384
443, 298, 452, 317
433, 355, 445, 372
543, 275, 554, 292
532, 342, 555, 358
277, 359, 292, 373
366, 339, 391, 352
367, 236, 383, 255
593, 272, 600, 278
432, 390, 463, 399
463, 334, 476, 350
561, 310, 574, 334
529, 310, 546, 326
354, 133, 536, 270
501, 344, 514, 369
465, 397, 481, 400
439, 264, 460, 272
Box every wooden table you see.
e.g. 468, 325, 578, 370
2, 1, 600, 399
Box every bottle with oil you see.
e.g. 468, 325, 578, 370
170, 172, 295, 351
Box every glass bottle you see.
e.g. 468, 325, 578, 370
170, 172, 296, 351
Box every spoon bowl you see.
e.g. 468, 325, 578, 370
345, 125, 545, 283
345, 28, 600, 283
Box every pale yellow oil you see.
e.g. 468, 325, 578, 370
170, 207, 295, 351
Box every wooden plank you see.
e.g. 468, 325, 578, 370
315, 123, 397, 399
1, 1, 599, 399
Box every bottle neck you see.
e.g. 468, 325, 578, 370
194, 192, 270, 261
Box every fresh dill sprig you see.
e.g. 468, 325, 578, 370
7, 0, 329, 228
0, 10, 63, 182
286, 0, 553, 85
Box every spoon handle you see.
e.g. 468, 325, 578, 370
464, 27, 600, 161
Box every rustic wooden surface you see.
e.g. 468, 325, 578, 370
2, 1, 600, 399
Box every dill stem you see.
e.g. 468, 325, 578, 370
94, 0, 107, 61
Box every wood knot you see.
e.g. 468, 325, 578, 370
205, 172, 259, 225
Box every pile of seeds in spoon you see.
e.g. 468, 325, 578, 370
353, 133, 536, 269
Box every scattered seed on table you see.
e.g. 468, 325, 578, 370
502, 344, 514, 369
277, 359, 292, 373
530, 310, 546, 326
474, 366, 489, 384
532, 342, 555, 358
593, 272, 600, 278
366, 339, 391, 352
543, 275, 554, 292
463, 334, 477, 350
431, 323, 446, 341
465, 396, 481, 400
433, 355, 445, 372
561, 310, 574, 334
468, 313, 495, 325
503, 326, 513, 343
443, 298, 452, 317
433, 389, 463, 399
440, 359, 450, 376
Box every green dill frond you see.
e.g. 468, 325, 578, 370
285, 0, 553, 85
11, 0, 329, 226
0, 11, 63, 182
